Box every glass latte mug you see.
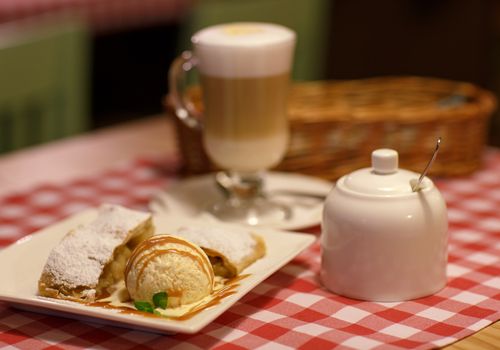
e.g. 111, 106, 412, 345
169, 22, 296, 226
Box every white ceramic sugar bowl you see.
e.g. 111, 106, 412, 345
321, 149, 448, 302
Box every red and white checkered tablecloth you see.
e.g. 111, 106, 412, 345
0, 150, 499, 349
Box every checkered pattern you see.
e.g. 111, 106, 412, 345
1, 150, 499, 350
0, 0, 192, 33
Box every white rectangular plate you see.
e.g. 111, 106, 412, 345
0, 209, 315, 334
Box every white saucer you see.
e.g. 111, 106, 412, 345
149, 172, 333, 230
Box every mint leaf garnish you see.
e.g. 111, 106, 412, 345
153, 292, 168, 309
134, 301, 154, 313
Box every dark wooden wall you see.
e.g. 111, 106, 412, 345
327, 0, 500, 146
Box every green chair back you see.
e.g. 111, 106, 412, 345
0, 18, 90, 153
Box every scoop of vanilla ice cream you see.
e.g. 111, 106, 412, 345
125, 235, 215, 308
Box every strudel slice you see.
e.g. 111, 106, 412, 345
174, 226, 266, 278
38, 204, 154, 302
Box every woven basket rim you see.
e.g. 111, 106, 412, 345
287, 76, 497, 123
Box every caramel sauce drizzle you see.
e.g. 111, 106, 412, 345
88, 234, 252, 321
125, 235, 215, 291
87, 274, 250, 320
173, 273, 250, 321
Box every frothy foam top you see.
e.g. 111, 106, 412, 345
192, 22, 295, 78
192, 22, 295, 48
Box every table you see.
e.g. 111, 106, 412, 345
0, 116, 498, 349
0, 116, 175, 197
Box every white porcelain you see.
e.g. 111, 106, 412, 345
321, 149, 448, 301
0, 209, 315, 334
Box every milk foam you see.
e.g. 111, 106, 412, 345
192, 23, 295, 78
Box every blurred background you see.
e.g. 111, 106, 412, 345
0, 0, 499, 155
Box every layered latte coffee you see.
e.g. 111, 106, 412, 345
192, 23, 296, 172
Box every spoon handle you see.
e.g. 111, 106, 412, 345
412, 137, 441, 192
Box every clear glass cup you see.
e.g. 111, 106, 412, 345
169, 22, 296, 226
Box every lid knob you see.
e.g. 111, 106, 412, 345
372, 149, 398, 174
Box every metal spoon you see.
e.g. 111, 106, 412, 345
410, 137, 441, 192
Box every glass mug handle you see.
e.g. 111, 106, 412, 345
168, 51, 202, 130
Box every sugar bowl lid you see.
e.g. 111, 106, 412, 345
340, 149, 428, 195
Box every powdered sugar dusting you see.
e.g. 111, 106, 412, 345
42, 204, 151, 290
174, 226, 257, 266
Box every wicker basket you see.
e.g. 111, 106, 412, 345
166, 76, 497, 180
